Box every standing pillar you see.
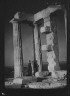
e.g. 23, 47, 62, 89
12, 21, 23, 78
50, 16, 60, 71
34, 24, 42, 73
42, 15, 60, 78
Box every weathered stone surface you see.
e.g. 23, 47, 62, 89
64, 9, 67, 43
55, 70, 67, 79
41, 45, 47, 51
10, 5, 63, 80
13, 22, 23, 78
50, 16, 60, 70
47, 51, 56, 72
14, 12, 20, 19
14, 12, 34, 22
35, 71, 49, 77
40, 26, 51, 34
28, 81, 66, 89
34, 24, 42, 72
41, 45, 53, 51
46, 32, 54, 46
34, 5, 61, 22
44, 16, 50, 23
44, 21, 50, 27
40, 26, 45, 33
43, 14, 60, 76
13, 78, 23, 84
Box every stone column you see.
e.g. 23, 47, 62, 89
50, 16, 60, 71
40, 16, 60, 78
12, 21, 23, 78
34, 24, 42, 73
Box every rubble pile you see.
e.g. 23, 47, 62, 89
27, 70, 67, 89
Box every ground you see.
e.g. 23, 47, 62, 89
5, 75, 67, 89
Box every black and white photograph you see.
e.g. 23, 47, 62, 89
0, 0, 68, 95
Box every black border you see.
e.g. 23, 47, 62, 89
0, 0, 69, 96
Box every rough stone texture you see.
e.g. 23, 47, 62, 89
46, 32, 56, 77
41, 45, 53, 51
40, 26, 46, 33
42, 15, 60, 78
50, 17, 60, 70
13, 22, 23, 78
28, 81, 66, 89
10, 5, 63, 79
35, 71, 49, 77
41, 45, 47, 51
34, 24, 42, 72
64, 9, 67, 43
46, 32, 54, 46
40, 26, 50, 34
44, 17, 50, 27
14, 12, 34, 22
13, 78, 23, 84
34, 5, 61, 22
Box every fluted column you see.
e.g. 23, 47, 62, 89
12, 22, 23, 78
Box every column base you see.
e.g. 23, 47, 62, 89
13, 78, 23, 84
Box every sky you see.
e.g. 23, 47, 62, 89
3, 0, 67, 67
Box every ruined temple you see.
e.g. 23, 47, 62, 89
10, 5, 67, 84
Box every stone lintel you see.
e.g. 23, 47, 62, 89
34, 5, 62, 22
10, 5, 62, 24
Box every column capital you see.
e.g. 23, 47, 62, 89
10, 18, 18, 24
10, 12, 34, 24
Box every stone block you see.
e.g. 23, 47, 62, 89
44, 21, 50, 27
14, 12, 20, 19
41, 45, 47, 51
40, 26, 45, 33
44, 16, 50, 23
40, 26, 51, 34
55, 70, 67, 79
13, 78, 23, 84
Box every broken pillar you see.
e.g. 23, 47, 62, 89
44, 16, 60, 77
50, 16, 60, 71
34, 5, 62, 76
40, 15, 60, 78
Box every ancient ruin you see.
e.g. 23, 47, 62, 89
9, 5, 67, 86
